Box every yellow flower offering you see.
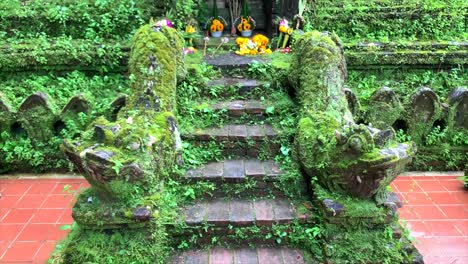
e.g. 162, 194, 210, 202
185, 25, 196, 34
235, 34, 271, 56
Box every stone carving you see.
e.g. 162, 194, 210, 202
408, 87, 441, 142
344, 87, 360, 117
108, 95, 127, 121
61, 23, 184, 228
291, 31, 416, 203
366, 86, 404, 129
448, 87, 468, 129
0, 92, 13, 133
17, 92, 56, 141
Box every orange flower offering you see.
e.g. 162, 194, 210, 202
237, 16, 256, 32
209, 18, 226, 32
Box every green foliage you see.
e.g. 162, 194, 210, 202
348, 68, 467, 107
305, 0, 467, 42
0, 0, 154, 40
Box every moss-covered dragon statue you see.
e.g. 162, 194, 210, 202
61, 22, 184, 228
291, 31, 416, 205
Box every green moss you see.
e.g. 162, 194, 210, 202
128, 25, 184, 113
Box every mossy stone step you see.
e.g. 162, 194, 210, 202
181, 198, 311, 227
186, 159, 282, 183
205, 52, 270, 70
182, 124, 280, 157
170, 247, 307, 264
183, 124, 278, 142
207, 77, 267, 96
208, 100, 269, 118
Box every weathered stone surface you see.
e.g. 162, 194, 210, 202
322, 199, 345, 217
229, 100, 245, 116
207, 200, 230, 226
366, 86, 403, 129
204, 162, 224, 178
62, 94, 90, 115
210, 248, 233, 264
223, 159, 245, 181
184, 159, 283, 182
245, 160, 265, 177
108, 95, 127, 122
292, 32, 416, 201
273, 199, 295, 224
17, 92, 56, 141
183, 198, 305, 227
133, 207, 151, 221
253, 200, 275, 225
246, 125, 264, 140
0, 93, 13, 132
234, 248, 258, 264
281, 248, 305, 264
185, 250, 209, 264
229, 125, 247, 141
205, 53, 269, 70
229, 200, 254, 226
185, 203, 207, 225
408, 87, 441, 142
344, 87, 360, 117
257, 248, 283, 264
448, 87, 468, 129
174, 248, 306, 264
245, 100, 267, 115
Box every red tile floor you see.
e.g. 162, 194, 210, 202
0, 174, 466, 263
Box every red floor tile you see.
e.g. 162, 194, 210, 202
34, 241, 57, 263
41, 195, 75, 209
0, 208, 9, 221
0, 241, 8, 259
16, 195, 46, 209
393, 180, 423, 192
450, 191, 468, 204
58, 209, 74, 225
26, 183, 56, 196
453, 220, 468, 236
424, 256, 468, 264
51, 183, 82, 195
411, 205, 447, 220
1, 209, 36, 224
416, 180, 446, 192
403, 193, 434, 205
439, 179, 465, 192
1, 183, 32, 196
420, 237, 468, 257
0, 241, 41, 262
31, 209, 64, 224
438, 205, 468, 219
16, 224, 55, 242
424, 220, 464, 237
0, 195, 20, 208
398, 206, 420, 220
410, 176, 436, 181
405, 221, 430, 238
427, 192, 463, 205
47, 224, 70, 241
0, 224, 24, 241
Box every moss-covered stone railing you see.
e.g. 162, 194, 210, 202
346, 86, 467, 170
1, 39, 466, 72
0, 92, 127, 140
290, 31, 416, 205
61, 23, 184, 228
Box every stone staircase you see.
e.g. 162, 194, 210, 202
172, 60, 312, 263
